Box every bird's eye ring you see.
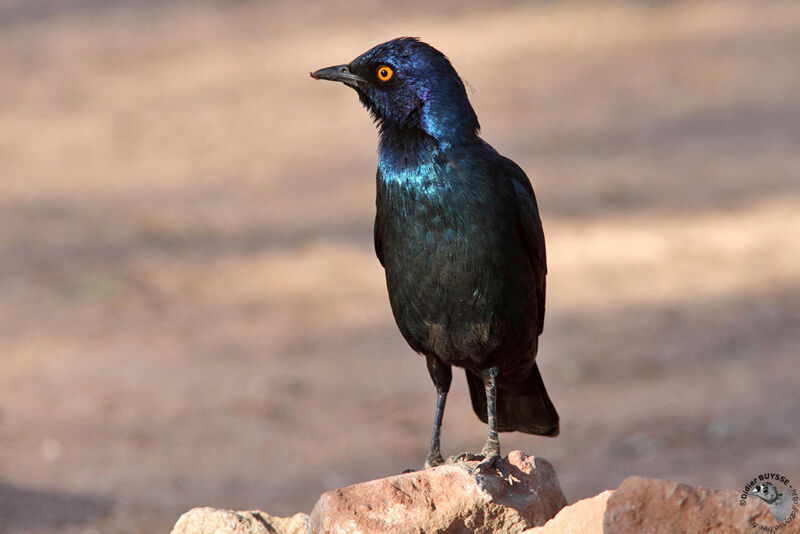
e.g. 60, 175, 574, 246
377, 66, 393, 82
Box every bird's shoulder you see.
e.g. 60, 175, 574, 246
468, 140, 547, 273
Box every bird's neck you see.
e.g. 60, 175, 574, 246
377, 126, 449, 190
378, 128, 450, 180
378, 120, 477, 163
379, 124, 435, 162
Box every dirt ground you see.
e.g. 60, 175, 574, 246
1, 0, 799, 532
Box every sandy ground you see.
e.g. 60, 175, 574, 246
1, 0, 799, 532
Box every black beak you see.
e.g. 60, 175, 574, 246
310, 64, 365, 89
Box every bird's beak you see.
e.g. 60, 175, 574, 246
310, 64, 365, 89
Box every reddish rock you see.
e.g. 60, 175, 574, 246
171, 507, 309, 534
309, 451, 567, 534
523, 490, 612, 533
603, 476, 780, 534
171, 471, 792, 534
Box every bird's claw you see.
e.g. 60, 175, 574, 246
425, 452, 445, 469
447, 451, 501, 474
450, 451, 484, 463
473, 451, 500, 473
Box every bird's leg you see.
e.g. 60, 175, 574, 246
424, 356, 452, 468
426, 390, 448, 468
475, 366, 501, 472
450, 366, 502, 471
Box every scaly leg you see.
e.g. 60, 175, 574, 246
475, 366, 500, 471
450, 366, 501, 472
425, 356, 452, 468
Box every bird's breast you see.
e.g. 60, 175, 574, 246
375, 158, 536, 366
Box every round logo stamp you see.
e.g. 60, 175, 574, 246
740, 473, 798, 531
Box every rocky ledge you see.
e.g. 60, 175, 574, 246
171, 451, 781, 534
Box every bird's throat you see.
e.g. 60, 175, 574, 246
378, 127, 449, 193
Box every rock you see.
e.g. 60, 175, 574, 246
522, 490, 613, 533
309, 451, 567, 534
171, 468, 788, 534
603, 476, 778, 534
171, 507, 309, 534
525, 477, 783, 534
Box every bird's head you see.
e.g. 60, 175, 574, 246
311, 37, 479, 145
750, 482, 779, 503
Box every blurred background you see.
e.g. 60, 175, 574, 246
1, 0, 799, 532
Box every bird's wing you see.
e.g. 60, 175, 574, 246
374, 214, 385, 267
501, 156, 547, 334
374, 169, 386, 267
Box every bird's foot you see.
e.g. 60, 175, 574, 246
474, 439, 501, 472
474, 450, 500, 473
455, 439, 501, 474
448, 451, 501, 475
449, 436, 501, 473
425, 451, 445, 469
449, 451, 485, 463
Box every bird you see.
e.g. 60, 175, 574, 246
311, 37, 558, 471
750, 482, 793, 524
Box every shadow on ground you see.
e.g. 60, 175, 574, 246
0, 480, 113, 534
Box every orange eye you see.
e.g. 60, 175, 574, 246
377, 65, 393, 82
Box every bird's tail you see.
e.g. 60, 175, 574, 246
466, 363, 559, 436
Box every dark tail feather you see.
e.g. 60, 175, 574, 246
466, 363, 559, 436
